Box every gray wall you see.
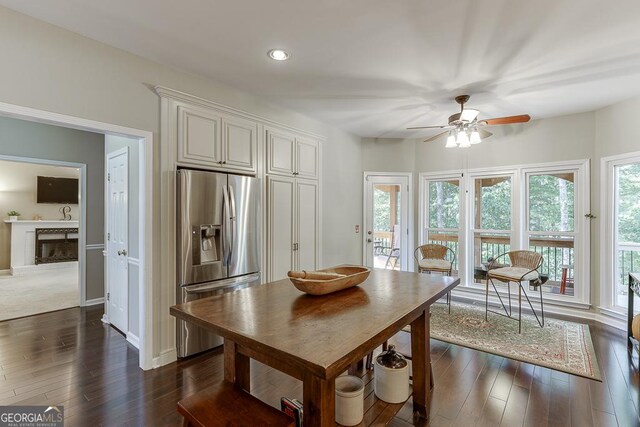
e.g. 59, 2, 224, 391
0, 6, 363, 358
105, 134, 140, 337
0, 116, 105, 300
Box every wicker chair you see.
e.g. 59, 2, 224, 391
414, 244, 456, 313
486, 250, 544, 333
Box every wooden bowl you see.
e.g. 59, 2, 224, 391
288, 266, 370, 296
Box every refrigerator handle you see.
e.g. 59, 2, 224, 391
222, 184, 232, 267
228, 184, 236, 264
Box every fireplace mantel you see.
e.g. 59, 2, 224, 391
4, 220, 79, 275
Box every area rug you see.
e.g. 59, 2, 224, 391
428, 302, 602, 381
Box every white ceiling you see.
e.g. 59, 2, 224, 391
2, 0, 640, 138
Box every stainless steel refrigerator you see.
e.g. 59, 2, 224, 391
176, 169, 261, 357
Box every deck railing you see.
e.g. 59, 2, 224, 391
618, 242, 640, 297
425, 234, 573, 282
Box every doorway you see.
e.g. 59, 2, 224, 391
363, 173, 412, 271
0, 156, 85, 321
0, 102, 153, 370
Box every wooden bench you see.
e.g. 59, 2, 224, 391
177, 381, 295, 427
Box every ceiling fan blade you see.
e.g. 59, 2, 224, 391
423, 131, 448, 143
481, 114, 531, 126
480, 129, 493, 139
407, 125, 451, 130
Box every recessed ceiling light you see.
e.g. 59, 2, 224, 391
268, 49, 290, 61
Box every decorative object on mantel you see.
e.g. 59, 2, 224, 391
59, 206, 72, 220
32, 214, 43, 221
6, 210, 20, 221
425, 302, 602, 381
287, 266, 370, 295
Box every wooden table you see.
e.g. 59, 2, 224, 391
170, 267, 459, 426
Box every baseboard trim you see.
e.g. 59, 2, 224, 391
85, 243, 104, 251
153, 348, 177, 369
85, 297, 104, 306
0, 269, 10, 276
451, 291, 626, 331
101, 314, 109, 324
126, 332, 140, 349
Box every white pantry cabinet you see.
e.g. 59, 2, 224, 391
267, 175, 319, 281
266, 128, 318, 179
177, 104, 257, 173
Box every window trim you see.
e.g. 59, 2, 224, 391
600, 151, 640, 312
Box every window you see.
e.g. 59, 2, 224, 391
527, 172, 577, 298
422, 176, 461, 275
601, 156, 640, 311
470, 175, 513, 283
420, 160, 590, 305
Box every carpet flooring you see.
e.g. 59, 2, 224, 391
0, 265, 79, 321
429, 302, 602, 381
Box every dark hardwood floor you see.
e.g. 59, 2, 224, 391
0, 305, 638, 426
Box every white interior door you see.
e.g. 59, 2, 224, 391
363, 173, 411, 270
107, 148, 128, 333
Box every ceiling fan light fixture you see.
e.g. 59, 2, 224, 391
445, 131, 457, 148
457, 130, 471, 148
470, 128, 481, 145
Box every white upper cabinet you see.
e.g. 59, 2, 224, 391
177, 105, 222, 166
222, 116, 257, 172
296, 137, 319, 179
267, 130, 296, 176
267, 128, 318, 179
177, 104, 257, 173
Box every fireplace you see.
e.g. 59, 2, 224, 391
35, 227, 79, 265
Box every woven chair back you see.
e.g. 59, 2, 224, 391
508, 250, 543, 270
418, 244, 448, 260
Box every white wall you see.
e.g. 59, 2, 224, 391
0, 6, 363, 360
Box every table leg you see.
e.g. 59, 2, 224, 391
411, 308, 431, 419
302, 373, 335, 427
223, 339, 250, 391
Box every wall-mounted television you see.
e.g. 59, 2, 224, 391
37, 176, 79, 204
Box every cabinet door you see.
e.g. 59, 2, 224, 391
222, 116, 257, 172
296, 180, 318, 271
177, 105, 222, 166
267, 130, 296, 176
296, 138, 319, 179
267, 176, 295, 281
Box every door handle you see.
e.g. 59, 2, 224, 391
118, 249, 128, 256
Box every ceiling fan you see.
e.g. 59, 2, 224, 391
407, 95, 531, 147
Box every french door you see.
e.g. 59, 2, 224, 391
363, 173, 411, 271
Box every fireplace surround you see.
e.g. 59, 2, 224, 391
35, 227, 79, 264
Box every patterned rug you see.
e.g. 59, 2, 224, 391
428, 302, 602, 381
